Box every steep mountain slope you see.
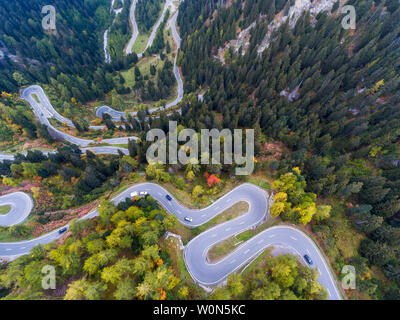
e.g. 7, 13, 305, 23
0, 0, 115, 101
176, 0, 400, 298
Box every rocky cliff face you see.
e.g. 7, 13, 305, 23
257, 0, 340, 54
215, 0, 343, 63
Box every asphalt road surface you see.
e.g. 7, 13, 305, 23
125, 0, 139, 55
0, 1, 342, 300
0, 182, 342, 300
97, 1, 183, 120
139, 0, 174, 58
20, 85, 137, 148
0, 192, 33, 227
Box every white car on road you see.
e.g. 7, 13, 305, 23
131, 191, 148, 198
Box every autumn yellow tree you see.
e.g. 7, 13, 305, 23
271, 168, 318, 225
270, 201, 286, 218
192, 185, 204, 198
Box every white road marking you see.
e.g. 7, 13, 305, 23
239, 221, 245, 225
327, 288, 331, 296
269, 234, 276, 238
244, 249, 250, 254
201, 214, 206, 218
229, 259, 236, 264
225, 227, 231, 231
0, 117, 341, 300
290, 236, 297, 241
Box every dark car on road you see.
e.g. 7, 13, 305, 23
304, 254, 313, 265
58, 227, 68, 234
166, 195, 172, 201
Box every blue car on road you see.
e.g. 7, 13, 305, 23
166, 195, 172, 201
304, 254, 313, 265
58, 227, 68, 234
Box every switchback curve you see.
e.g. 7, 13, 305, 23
0, 182, 342, 300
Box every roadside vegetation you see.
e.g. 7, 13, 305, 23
192, 201, 249, 238
175, 0, 400, 300
0, 205, 10, 215
0, 197, 183, 300
210, 254, 327, 300
1, 0, 400, 301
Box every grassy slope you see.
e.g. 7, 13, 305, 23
0, 205, 10, 215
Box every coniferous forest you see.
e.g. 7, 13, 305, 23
0, 0, 400, 302
175, 0, 400, 299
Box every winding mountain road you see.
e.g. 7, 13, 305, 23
0, 84, 133, 161
19, 85, 137, 148
125, 0, 139, 55
97, 0, 183, 121
2, 0, 183, 158
0, 192, 33, 227
125, 0, 175, 57
0, 0, 343, 300
0, 182, 342, 299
